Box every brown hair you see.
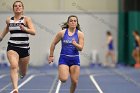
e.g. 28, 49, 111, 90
133, 30, 139, 35
13, 1, 24, 10
106, 31, 112, 36
61, 15, 81, 31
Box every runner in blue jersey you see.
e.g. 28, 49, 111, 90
48, 15, 84, 93
105, 31, 116, 67
0, 1, 36, 93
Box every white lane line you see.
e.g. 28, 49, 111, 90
18, 75, 35, 88
85, 68, 103, 93
49, 74, 58, 93
0, 74, 7, 79
10, 75, 35, 93
55, 80, 62, 93
112, 69, 140, 87
89, 75, 104, 93
0, 82, 12, 93
3, 88, 97, 91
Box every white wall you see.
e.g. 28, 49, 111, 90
0, 12, 118, 66
0, 0, 118, 12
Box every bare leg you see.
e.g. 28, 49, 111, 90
137, 49, 140, 64
104, 52, 109, 66
19, 56, 30, 78
58, 65, 69, 83
132, 49, 137, 63
132, 49, 140, 68
70, 65, 80, 93
134, 49, 140, 68
110, 51, 116, 67
7, 50, 19, 92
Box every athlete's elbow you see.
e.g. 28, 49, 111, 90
31, 32, 36, 35
78, 49, 82, 51
78, 47, 83, 51
31, 31, 36, 35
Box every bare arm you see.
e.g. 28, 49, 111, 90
48, 31, 63, 63
20, 16, 36, 35
0, 17, 10, 42
107, 36, 112, 45
136, 36, 140, 47
72, 31, 84, 51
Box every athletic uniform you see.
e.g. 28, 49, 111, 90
135, 39, 140, 50
7, 17, 30, 58
108, 39, 114, 51
59, 28, 80, 66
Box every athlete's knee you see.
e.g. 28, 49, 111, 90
59, 77, 68, 83
59, 78, 67, 83
59, 74, 69, 83
71, 79, 78, 86
10, 65, 18, 70
60, 80, 67, 83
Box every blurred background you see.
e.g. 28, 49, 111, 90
0, 0, 140, 67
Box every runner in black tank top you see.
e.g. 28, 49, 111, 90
0, 1, 36, 93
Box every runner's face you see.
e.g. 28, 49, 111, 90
68, 17, 77, 29
13, 2, 24, 14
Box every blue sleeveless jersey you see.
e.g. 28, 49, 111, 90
108, 40, 114, 50
60, 29, 79, 56
135, 40, 139, 48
